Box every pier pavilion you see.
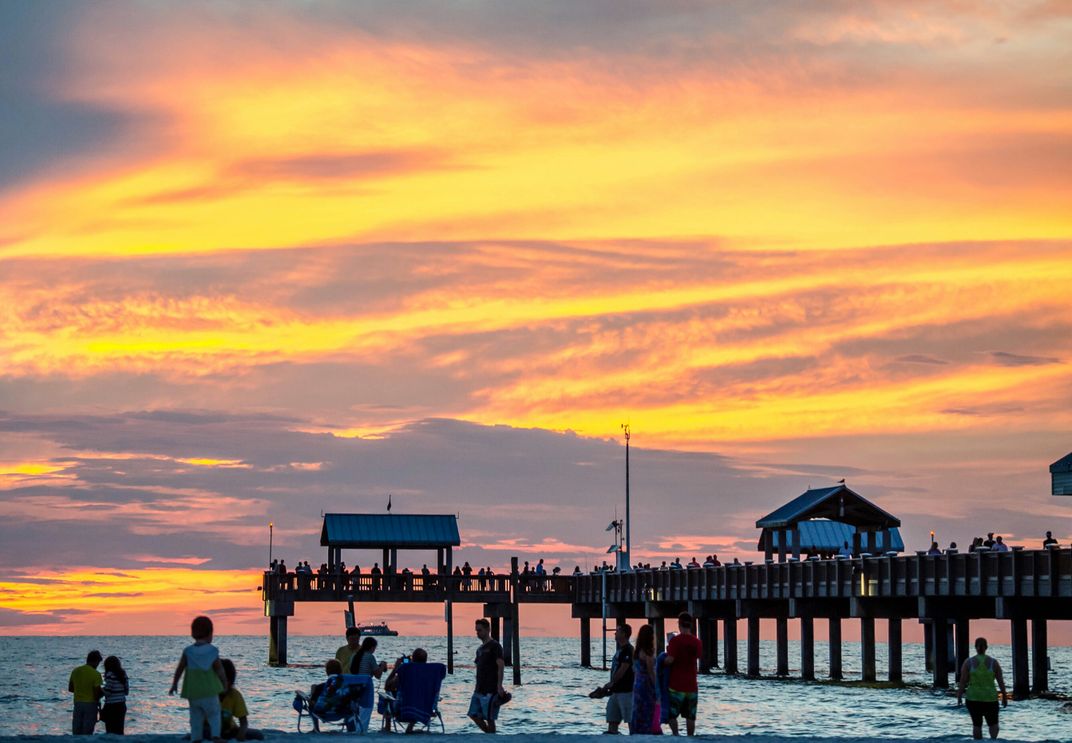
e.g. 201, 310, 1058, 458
756, 484, 902, 561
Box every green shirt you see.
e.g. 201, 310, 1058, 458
69, 664, 102, 703
965, 654, 999, 702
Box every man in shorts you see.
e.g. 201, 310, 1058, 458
600, 623, 634, 733
468, 618, 506, 733
664, 611, 702, 736
957, 637, 1007, 740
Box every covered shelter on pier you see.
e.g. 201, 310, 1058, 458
756, 484, 902, 561
321, 513, 461, 575
1051, 451, 1072, 495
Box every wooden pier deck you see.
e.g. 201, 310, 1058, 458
263, 548, 1071, 697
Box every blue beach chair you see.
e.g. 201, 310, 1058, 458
294, 673, 374, 734
379, 663, 447, 733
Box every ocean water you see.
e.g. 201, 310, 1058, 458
2, 635, 1069, 739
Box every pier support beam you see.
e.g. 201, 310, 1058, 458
502, 615, 514, 666
861, 617, 876, 682
723, 618, 738, 675
1011, 617, 1029, 700
491, 616, 500, 642
800, 616, 815, 681
580, 618, 591, 668
887, 618, 902, 683
269, 615, 288, 666
1032, 618, 1048, 694
446, 599, 454, 675
747, 617, 761, 677
828, 617, 842, 681
931, 618, 949, 689
651, 617, 666, 654
776, 617, 789, 676
924, 620, 934, 672
510, 556, 521, 686
955, 619, 970, 672
698, 618, 719, 672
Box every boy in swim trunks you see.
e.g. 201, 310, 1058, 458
664, 611, 702, 736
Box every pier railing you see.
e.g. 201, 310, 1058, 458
573, 548, 1072, 604
262, 570, 574, 603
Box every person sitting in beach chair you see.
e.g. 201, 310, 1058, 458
293, 660, 373, 734
378, 650, 446, 734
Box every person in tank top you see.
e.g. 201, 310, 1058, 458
956, 637, 1007, 740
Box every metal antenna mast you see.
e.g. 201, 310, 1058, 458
621, 423, 631, 569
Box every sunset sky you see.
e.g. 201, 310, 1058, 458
1, 1, 1070, 640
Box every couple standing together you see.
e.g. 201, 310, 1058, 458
603, 611, 702, 736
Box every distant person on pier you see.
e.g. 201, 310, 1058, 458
371, 563, 382, 590
573, 565, 582, 576
670, 558, 683, 570
838, 541, 853, 558
663, 612, 701, 736
630, 623, 658, 735
599, 623, 634, 734
946, 542, 959, 555
169, 615, 227, 743
1043, 531, 1059, 548
992, 536, 1009, 553
928, 542, 942, 556
68, 649, 103, 735
957, 637, 1007, 740
687, 557, 700, 569
100, 655, 128, 735
970, 537, 983, 553
469, 618, 506, 734
983, 533, 995, 549
335, 627, 362, 674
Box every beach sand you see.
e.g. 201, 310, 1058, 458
0, 735, 1062, 743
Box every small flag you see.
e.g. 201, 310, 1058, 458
387, 493, 392, 512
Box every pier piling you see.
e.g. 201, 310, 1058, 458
800, 616, 815, 681
955, 619, 970, 672
723, 617, 738, 675
747, 616, 761, 677
861, 617, 876, 682
887, 617, 902, 683
580, 618, 591, 667
1011, 616, 1029, 699
931, 618, 949, 688
1032, 618, 1048, 693
776, 617, 789, 676
828, 617, 842, 680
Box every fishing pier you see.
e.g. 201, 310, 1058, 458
263, 478, 1072, 699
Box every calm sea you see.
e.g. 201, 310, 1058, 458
1, 635, 1068, 739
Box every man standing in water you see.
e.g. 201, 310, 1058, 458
664, 612, 702, 736
957, 637, 1007, 740
68, 650, 104, 735
469, 618, 506, 733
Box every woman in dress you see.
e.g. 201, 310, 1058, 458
630, 624, 658, 734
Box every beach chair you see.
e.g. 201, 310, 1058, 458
294, 673, 374, 734
378, 662, 447, 733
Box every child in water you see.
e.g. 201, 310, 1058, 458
170, 616, 228, 743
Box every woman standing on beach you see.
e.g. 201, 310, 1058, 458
100, 656, 128, 735
630, 624, 658, 735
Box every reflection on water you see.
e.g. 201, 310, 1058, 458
1, 635, 1068, 738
